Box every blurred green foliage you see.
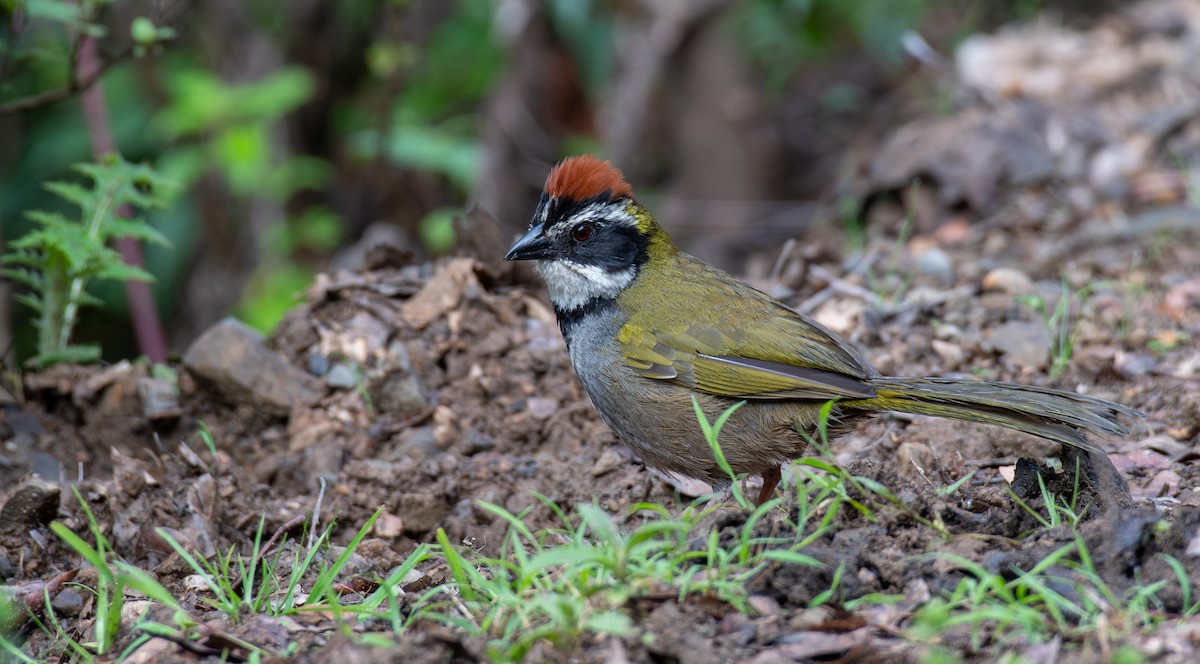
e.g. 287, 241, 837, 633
2, 0, 1050, 361
350, 0, 506, 266
734, 0, 932, 90
352, 0, 500, 180
157, 67, 323, 195
156, 66, 335, 332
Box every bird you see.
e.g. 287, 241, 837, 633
504, 155, 1140, 506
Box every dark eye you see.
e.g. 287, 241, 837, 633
572, 222, 593, 243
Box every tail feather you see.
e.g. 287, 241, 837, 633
861, 377, 1141, 450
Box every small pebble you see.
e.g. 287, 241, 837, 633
590, 447, 624, 477
915, 246, 954, 283
50, 588, 84, 617
1115, 352, 1157, 377
395, 426, 439, 459
372, 511, 405, 539
325, 363, 361, 389
461, 429, 496, 455
982, 267, 1035, 296
527, 397, 558, 420
931, 339, 966, 367
986, 320, 1050, 369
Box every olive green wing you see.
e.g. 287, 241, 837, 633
617, 321, 875, 400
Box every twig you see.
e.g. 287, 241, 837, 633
0, 0, 193, 117
151, 631, 226, 658
901, 30, 950, 71
0, 44, 134, 116
768, 238, 798, 283
964, 457, 1019, 468
21, 569, 78, 614
797, 262, 884, 314
308, 477, 327, 552
0, 569, 79, 634
251, 513, 307, 573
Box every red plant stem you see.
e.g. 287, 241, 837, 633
76, 37, 167, 363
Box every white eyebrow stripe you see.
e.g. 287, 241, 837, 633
550, 201, 636, 235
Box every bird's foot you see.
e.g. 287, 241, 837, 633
755, 466, 782, 507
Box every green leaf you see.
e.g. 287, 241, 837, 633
353, 123, 480, 190
418, 209, 459, 253
104, 218, 169, 245
436, 528, 479, 602
306, 507, 382, 603
43, 181, 95, 210
13, 293, 43, 314
28, 345, 102, 368
1, 268, 43, 288
130, 16, 157, 44
76, 291, 104, 308
24, 0, 81, 24
51, 522, 111, 581
115, 563, 181, 611
761, 549, 822, 567
91, 261, 154, 283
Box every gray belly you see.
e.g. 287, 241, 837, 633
562, 310, 812, 484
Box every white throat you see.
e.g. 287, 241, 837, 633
535, 259, 636, 311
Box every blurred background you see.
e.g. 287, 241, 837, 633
0, 0, 1191, 366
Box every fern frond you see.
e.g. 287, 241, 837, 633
9, 154, 178, 367
14, 293, 44, 314
92, 261, 154, 283
75, 291, 104, 308
28, 345, 102, 369
43, 181, 96, 210
1, 267, 44, 288
103, 217, 170, 245
2, 250, 45, 269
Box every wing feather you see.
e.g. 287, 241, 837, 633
618, 323, 874, 400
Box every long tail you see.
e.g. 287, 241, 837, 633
858, 377, 1142, 450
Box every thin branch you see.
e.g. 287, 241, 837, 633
251, 513, 308, 575
0, 0, 193, 117
0, 44, 135, 116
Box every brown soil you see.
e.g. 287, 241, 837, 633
6, 4, 1200, 658
3, 201, 1198, 661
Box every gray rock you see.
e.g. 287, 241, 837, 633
527, 397, 558, 420
371, 342, 427, 417
915, 247, 954, 283
183, 317, 324, 416
461, 429, 496, 455
28, 451, 62, 482
986, 320, 1051, 369
930, 339, 966, 368
50, 588, 84, 616
394, 426, 439, 459
0, 477, 60, 535
1115, 353, 1156, 377
137, 377, 181, 420
325, 362, 362, 389
395, 492, 447, 534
